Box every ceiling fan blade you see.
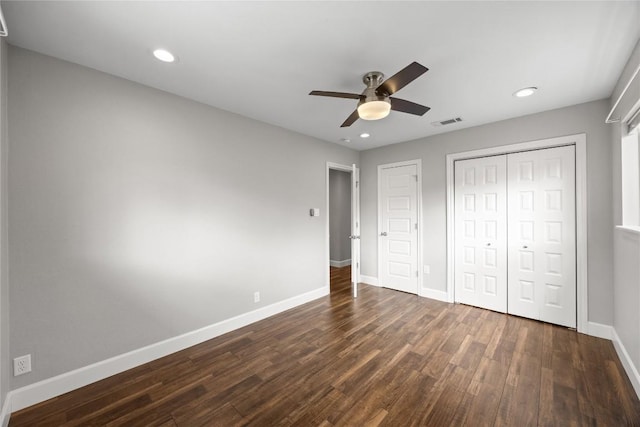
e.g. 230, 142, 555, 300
390, 97, 431, 116
375, 62, 429, 96
340, 110, 360, 127
309, 90, 363, 100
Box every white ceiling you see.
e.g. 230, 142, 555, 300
3, 1, 640, 150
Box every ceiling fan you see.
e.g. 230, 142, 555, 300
309, 61, 431, 127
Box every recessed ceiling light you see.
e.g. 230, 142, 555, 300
513, 87, 538, 98
360, 133, 370, 138
153, 48, 175, 63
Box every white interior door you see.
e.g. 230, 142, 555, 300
507, 146, 576, 327
351, 164, 360, 298
454, 155, 508, 312
379, 164, 418, 294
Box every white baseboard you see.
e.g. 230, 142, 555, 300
586, 321, 613, 340
360, 275, 379, 286
1, 393, 10, 427
612, 328, 640, 399
330, 259, 351, 268
420, 287, 449, 302
8, 286, 328, 413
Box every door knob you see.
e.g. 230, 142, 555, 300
523, 245, 528, 249
486, 243, 491, 246
380, 232, 388, 236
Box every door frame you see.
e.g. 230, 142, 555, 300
377, 159, 424, 296
445, 133, 588, 333
326, 162, 358, 296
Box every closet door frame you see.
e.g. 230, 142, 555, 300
445, 133, 588, 334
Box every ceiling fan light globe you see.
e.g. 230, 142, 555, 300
357, 100, 391, 121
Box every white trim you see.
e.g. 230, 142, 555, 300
616, 225, 640, 236
575, 136, 588, 334
622, 98, 640, 132
606, 61, 640, 124
586, 321, 613, 340
351, 164, 361, 298
330, 259, 351, 268
360, 274, 379, 286
0, 5, 7, 37
446, 133, 588, 333
377, 159, 423, 295
416, 161, 424, 297
1, 394, 10, 427
8, 286, 327, 412
421, 287, 449, 303
612, 328, 640, 399
326, 162, 355, 295
445, 154, 456, 303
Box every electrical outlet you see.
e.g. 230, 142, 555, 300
423, 265, 431, 274
14, 354, 31, 376
254, 291, 260, 303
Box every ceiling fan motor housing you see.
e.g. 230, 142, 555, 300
360, 71, 390, 107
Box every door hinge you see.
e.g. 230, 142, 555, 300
415, 175, 418, 182
415, 223, 418, 230
416, 270, 419, 277
356, 181, 359, 188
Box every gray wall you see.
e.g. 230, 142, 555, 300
8, 46, 358, 388
360, 99, 613, 325
0, 38, 9, 411
329, 169, 351, 263
611, 39, 640, 381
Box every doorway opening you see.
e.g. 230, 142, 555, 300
329, 168, 352, 294
326, 163, 360, 297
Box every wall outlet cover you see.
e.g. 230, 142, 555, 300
14, 354, 32, 376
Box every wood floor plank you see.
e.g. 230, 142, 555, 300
284, 387, 344, 426
378, 372, 438, 427
496, 375, 540, 426
462, 383, 504, 426
9, 266, 640, 426
171, 375, 261, 424
605, 359, 640, 425
538, 367, 555, 426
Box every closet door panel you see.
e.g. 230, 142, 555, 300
454, 155, 507, 312
507, 146, 576, 327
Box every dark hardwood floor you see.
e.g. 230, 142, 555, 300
11, 266, 640, 426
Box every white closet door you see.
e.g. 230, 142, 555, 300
454, 155, 507, 312
379, 164, 418, 294
507, 146, 576, 328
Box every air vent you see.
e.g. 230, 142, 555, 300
431, 117, 463, 127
